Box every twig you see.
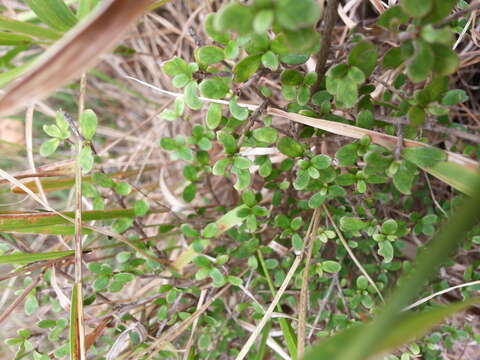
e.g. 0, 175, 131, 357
323, 204, 385, 303
312, 0, 339, 93
0, 274, 41, 325
403, 280, 480, 311
436, 1, 480, 27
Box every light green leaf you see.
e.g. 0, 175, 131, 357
199, 77, 229, 99
40, 138, 60, 157
229, 96, 249, 121
340, 217, 367, 232
252, 127, 278, 144
196, 45, 225, 65
24, 294, 39, 316
114, 181, 131, 196
206, 102, 222, 129
322, 260, 341, 273
133, 200, 150, 216
378, 241, 394, 263
402, 147, 446, 168
79, 146, 94, 174
253, 9, 274, 34
441, 89, 468, 106
79, 109, 97, 141
184, 81, 203, 110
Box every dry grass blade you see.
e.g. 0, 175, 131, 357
129, 79, 479, 194
0, 0, 153, 117
297, 209, 322, 358
268, 109, 479, 173
323, 204, 385, 303
72, 73, 86, 360
142, 283, 235, 360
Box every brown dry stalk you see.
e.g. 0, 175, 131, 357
297, 208, 322, 358
312, 0, 340, 93
73, 73, 87, 360
0, 274, 41, 325
0, 0, 153, 117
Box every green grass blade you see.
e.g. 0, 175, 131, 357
257, 249, 298, 359
0, 32, 36, 46
255, 320, 272, 360
77, 0, 99, 19
0, 60, 36, 88
7, 224, 93, 235
423, 161, 480, 197
304, 298, 479, 359
25, 0, 78, 32
305, 177, 480, 360
0, 207, 163, 232
0, 250, 74, 264
0, 15, 62, 40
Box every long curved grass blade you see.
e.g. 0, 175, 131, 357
25, 0, 78, 32
0, 0, 152, 117
0, 15, 62, 40
269, 109, 479, 195
0, 250, 74, 264
6, 224, 93, 235
0, 207, 165, 232
7, 167, 155, 194
305, 177, 480, 360
304, 298, 479, 360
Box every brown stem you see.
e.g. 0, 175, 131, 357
312, 0, 340, 93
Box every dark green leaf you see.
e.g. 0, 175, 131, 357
431, 43, 459, 76
441, 89, 468, 106
348, 41, 378, 77
400, 0, 433, 18
280, 69, 304, 86
199, 77, 229, 99
407, 106, 426, 126
277, 136, 304, 157
182, 183, 196, 202
275, 0, 321, 30
233, 54, 262, 83
407, 40, 434, 83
